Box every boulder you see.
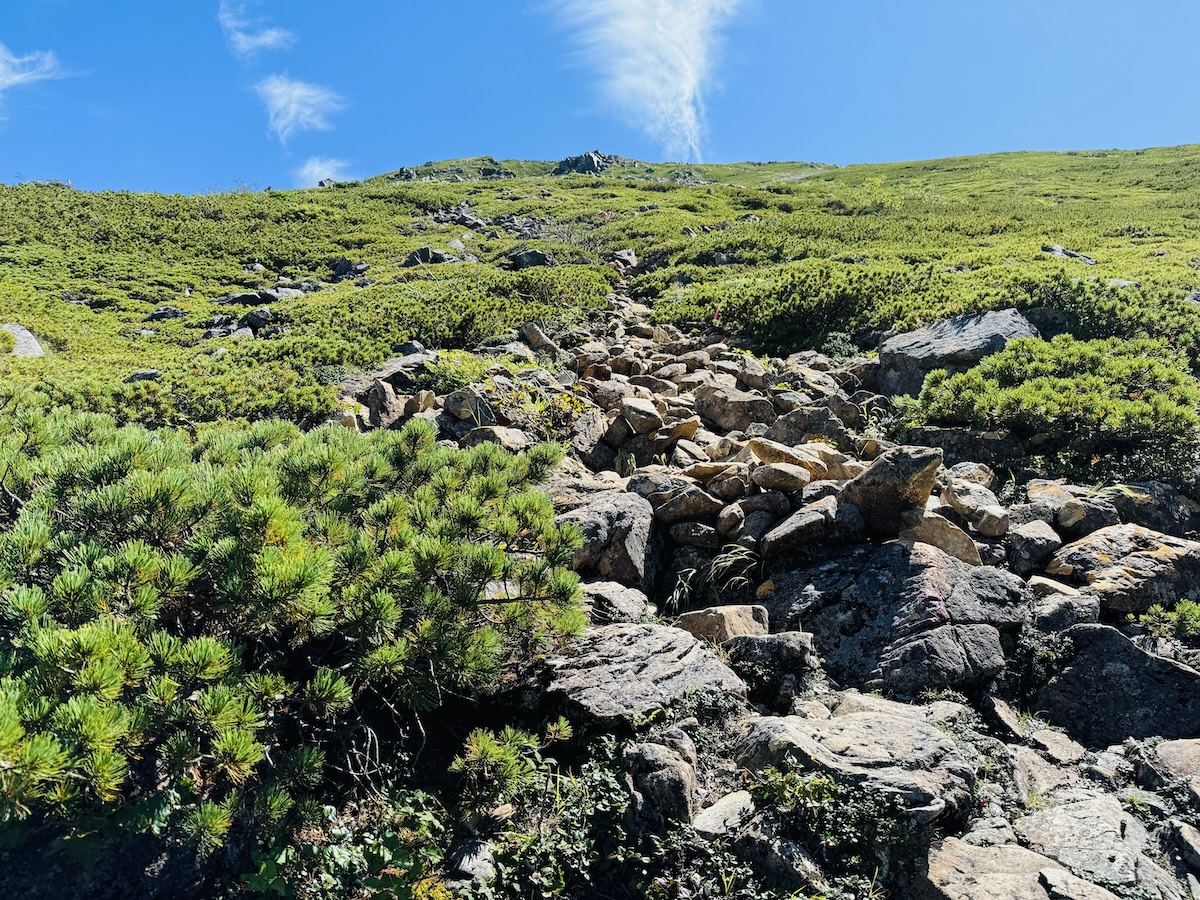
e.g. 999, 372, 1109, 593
627, 470, 724, 525
542, 624, 746, 729
1036, 625, 1200, 745
764, 407, 849, 449
735, 709, 975, 824
581, 581, 654, 624
557, 493, 659, 593
751, 463, 812, 493
508, 248, 555, 269
695, 384, 777, 432
840, 445, 944, 534
674, 606, 768, 643
778, 542, 1028, 697
760, 496, 865, 559
1009, 520, 1063, 578
746, 438, 865, 480
624, 741, 698, 827
1045, 524, 1200, 613
621, 397, 664, 434
922, 837, 1121, 900
732, 814, 829, 893
1095, 482, 1200, 537
899, 510, 983, 566
723, 632, 820, 706
878, 309, 1039, 397
693, 791, 755, 839
460, 426, 530, 452
1013, 795, 1185, 900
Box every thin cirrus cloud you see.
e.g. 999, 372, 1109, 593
217, 1, 295, 58
295, 156, 353, 187
0, 41, 64, 113
554, 0, 742, 162
255, 75, 344, 143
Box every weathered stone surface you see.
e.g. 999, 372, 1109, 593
746, 438, 865, 480
899, 509, 983, 566
1013, 795, 1185, 900
735, 709, 975, 823
783, 542, 1027, 697
569, 409, 615, 471
723, 632, 820, 706
922, 837, 1121, 900
624, 741, 698, 826
765, 407, 849, 449
542, 624, 746, 728
693, 791, 755, 839
732, 814, 830, 892
581, 581, 654, 624
841, 445, 944, 534
557, 492, 659, 592
761, 496, 865, 559
628, 470, 724, 525
674, 606, 769, 643
878, 309, 1039, 397
695, 384, 777, 432
1095, 482, 1200, 537
460, 426, 531, 452
1045, 524, 1200, 613
751, 463, 812, 493
1010, 521, 1063, 577
621, 397, 664, 434
1036, 625, 1200, 745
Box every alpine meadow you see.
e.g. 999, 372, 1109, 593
6, 143, 1200, 899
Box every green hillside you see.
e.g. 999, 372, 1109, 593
6, 146, 1200, 898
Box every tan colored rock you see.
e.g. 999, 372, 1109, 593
899, 510, 982, 566
751, 463, 812, 493
674, 605, 769, 643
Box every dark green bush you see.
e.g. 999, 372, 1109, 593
914, 335, 1200, 478
0, 408, 583, 863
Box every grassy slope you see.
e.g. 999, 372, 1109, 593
5, 144, 1200, 424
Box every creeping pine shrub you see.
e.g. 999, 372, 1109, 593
0, 405, 584, 876
914, 335, 1200, 481
1138, 599, 1200, 645
0, 330, 14, 354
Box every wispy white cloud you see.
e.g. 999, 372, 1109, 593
0, 42, 64, 111
218, 1, 295, 58
255, 75, 343, 142
295, 156, 353, 187
554, 0, 742, 162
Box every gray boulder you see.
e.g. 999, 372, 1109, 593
695, 384, 777, 432
2, 323, 43, 358
542, 624, 746, 728
921, 837, 1121, 900
840, 445, 943, 534
1036, 625, 1200, 746
878, 309, 1039, 397
779, 542, 1028, 697
557, 492, 659, 593
735, 708, 975, 824
581, 581, 654, 624
1045, 524, 1200, 613
1013, 795, 1185, 900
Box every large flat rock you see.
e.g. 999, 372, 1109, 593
1036, 625, 1200, 745
921, 837, 1121, 900
542, 624, 746, 728
2, 323, 43, 358
735, 706, 975, 824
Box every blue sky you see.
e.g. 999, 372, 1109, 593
0, 0, 1197, 193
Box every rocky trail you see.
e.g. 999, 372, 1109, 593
337, 254, 1200, 899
